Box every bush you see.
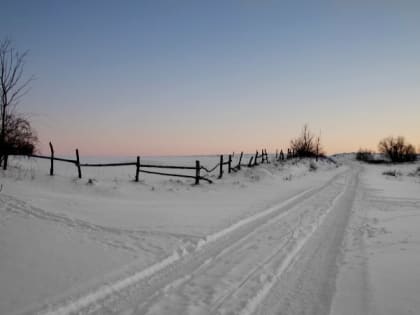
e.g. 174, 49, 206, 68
378, 136, 416, 163
309, 161, 317, 171
290, 124, 323, 158
408, 167, 420, 177
356, 149, 374, 162
382, 170, 401, 177
2, 113, 37, 155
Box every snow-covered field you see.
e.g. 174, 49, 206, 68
1, 155, 419, 315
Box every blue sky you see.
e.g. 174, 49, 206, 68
2, 0, 420, 155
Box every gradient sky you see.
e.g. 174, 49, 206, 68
2, 0, 420, 156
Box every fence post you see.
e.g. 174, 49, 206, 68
237, 152, 243, 170
228, 154, 232, 173
265, 149, 270, 164
254, 150, 258, 166
218, 155, 223, 179
49, 142, 54, 176
195, 160, 200, 185
135, 156, 140, 182
75, 149, 82, 179
248, 156, 254, 167
3, 155, 8, 170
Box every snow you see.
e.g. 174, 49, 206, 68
1, 154, 419, 315
43, 251, 182, 315
331, 160, 420, 315
0, 156, 340, 314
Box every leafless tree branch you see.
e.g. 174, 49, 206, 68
0, 38, 36, 164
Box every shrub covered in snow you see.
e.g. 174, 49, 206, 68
309, 161, 318, 171
356, 149, 374, 162
408, 167, 420, 177
382, 169, 402, 177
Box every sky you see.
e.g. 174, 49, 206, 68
2, 0, 420, 156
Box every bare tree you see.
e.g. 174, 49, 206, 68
378, 136, 416, 162
290, 124, 324, 158
0, 39, 34, 167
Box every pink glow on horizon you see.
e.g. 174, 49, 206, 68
35, 128, 420, 158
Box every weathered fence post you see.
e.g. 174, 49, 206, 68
248, 156, 254, 167
135, 156, 140, 182
254, 150, 258, 166
3, 155, 8, 170
75, 149, 82, 179
195, 160, 200, 185
218, 155, 223, 178
49, 142, 54, 176
228, 154, 232, 173
265, 149, 270, 164
237, 152, 243, 170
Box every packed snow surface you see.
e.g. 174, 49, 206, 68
1, 155, 419, 315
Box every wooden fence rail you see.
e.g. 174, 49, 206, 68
30, 154, 76, 164
80, 162, 136, 167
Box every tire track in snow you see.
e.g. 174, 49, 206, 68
36, 187, 311, 315
138, 176, 346, 315
105, 172, 347, 315
236, 186, 347, 315
35, 169, 348, 315
253, 167, 360, 315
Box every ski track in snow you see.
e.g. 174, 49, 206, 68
34, 167, 356, 315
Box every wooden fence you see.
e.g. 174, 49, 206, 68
200, 149, 270, 179
24, 142, 210, 184
4, 142, 281, 184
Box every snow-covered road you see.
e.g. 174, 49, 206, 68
43, 166, 358, 315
